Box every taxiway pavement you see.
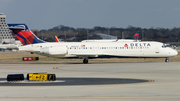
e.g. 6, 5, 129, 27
0, 61, 180, 101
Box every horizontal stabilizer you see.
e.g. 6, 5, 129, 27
8, 24, 26, 30
8, 27, 25, 30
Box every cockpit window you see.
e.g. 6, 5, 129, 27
162, 44, 171, 48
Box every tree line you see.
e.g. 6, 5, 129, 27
37, 25, 180, 42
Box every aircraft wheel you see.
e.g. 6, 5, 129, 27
165, 57, 169, 62
83, 59, 88, 64
165, 59, 169, 62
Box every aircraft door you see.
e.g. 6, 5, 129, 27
155, 47, 159, 53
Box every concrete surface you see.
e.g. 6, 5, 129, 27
0, 61, 179, 101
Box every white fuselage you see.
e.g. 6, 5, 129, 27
19, 41, 178, 59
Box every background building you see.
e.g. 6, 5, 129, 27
0, 13, 15, 44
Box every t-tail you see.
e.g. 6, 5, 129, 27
8, 24, 45, 45
131, 31, 140, 40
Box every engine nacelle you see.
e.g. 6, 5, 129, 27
40, 45, 67, 55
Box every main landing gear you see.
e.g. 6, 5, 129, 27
165, 57, 169, 62
83, 58, 88, 64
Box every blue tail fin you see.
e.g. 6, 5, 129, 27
8, 24, 45, 45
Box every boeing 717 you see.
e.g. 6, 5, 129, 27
8, 24, 178, 63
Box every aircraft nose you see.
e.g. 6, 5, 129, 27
172, 50, 178, 56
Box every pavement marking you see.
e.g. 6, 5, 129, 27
148, 80, 154, 82
55, 67, 180, 73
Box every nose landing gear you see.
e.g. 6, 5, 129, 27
165, 57, 169, 62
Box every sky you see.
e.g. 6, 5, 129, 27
1, 0, 180, 30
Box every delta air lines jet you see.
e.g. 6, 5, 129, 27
81, 31, 140, 42
8, 24, 178, 63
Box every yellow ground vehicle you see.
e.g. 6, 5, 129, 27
27, 73, 56, 81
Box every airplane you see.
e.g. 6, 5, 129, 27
8, 24, 178, 63
0, 44, 19, 51
131, 31, 140, 40
81, 31, 140, 42
55, 36, 137, 42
